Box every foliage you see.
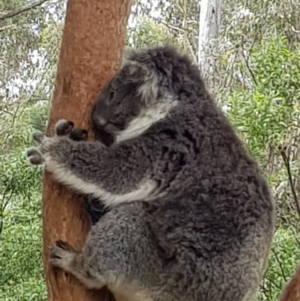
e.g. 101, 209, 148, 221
224, 35, 300, 300
226, 36, 300, 160
127, 17, 176, 49
261, 228, 300, 301
0, 103, 48, 301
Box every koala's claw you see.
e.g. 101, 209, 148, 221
54, 119, 88, 141
55, 119, 74, 136
49, 240, 76, 269
69, 128, 88, 141
26, 147, 44, 165
49, 257, 65, 269
55, 240, 76, 252
26, 121, 74, 166
32, 132, 45, 143
49, 249, 67, 268
26, 147, 39, 157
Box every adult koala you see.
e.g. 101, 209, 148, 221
26, 45, 275, 301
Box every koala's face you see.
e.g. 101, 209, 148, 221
91, 55, 176, 143
91, 65, 145, 137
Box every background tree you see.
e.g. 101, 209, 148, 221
277, 263, 300, 301
40, 0, 131, 300
198, 0, 222, 80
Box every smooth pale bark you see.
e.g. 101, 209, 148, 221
277, 263, 300, 301
42, 0, 132, 300
198, 0, 221, 79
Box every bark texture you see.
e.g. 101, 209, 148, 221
277, 263, 300, 301
198, 0, 221, 79
42, 0, 132, 300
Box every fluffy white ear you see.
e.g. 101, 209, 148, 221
121, 60, 159, 105
136, 66, 159, 105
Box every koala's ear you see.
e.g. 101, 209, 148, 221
127, 63, 148, 78
122, 62, 158, 104
137, 71, 159, 104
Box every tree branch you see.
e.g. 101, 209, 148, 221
280, 148, 300, 218
272, 248, 288, 283
241, 35, 258, 86
0, 0, 49, 22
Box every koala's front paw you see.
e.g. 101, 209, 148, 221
26, 131, 47, 165
55, 119, 88, 141
49, 240, 76, 269
25, 119, 87, 167
25, 131, 55, 166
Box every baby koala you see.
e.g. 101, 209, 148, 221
26, 45, 275, 301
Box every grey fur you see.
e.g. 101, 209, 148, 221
26, 45, 275, 301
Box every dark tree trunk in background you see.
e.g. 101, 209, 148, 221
41, 0, 132, 300
198, 0, 222, 79
277, 263, 300, 301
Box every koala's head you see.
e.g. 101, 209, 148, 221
91, 46, 183, 143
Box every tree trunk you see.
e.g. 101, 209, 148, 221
277, 263, 300, 301
41, 0, 132, 300
198, 0, 222, 79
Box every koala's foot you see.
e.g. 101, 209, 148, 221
49, 240, 104, 289
49, 240, 77, 270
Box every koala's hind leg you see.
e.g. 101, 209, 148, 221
49, 203, 170, 301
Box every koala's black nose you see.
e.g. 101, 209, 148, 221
93, 117, 107, 129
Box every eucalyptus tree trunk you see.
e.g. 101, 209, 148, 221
41, 0, 132, 300
198, 0, 221, 79
277, 263, 300, 301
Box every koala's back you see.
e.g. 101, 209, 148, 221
144, 101, 274, 254
87, 45, 275, 301
145, 188, 273, 300
121, 46, 275, 300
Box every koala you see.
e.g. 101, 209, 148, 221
26, 45, 275, 301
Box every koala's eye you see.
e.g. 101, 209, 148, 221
109, 91, 115, 100
106, 91, 115, 105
